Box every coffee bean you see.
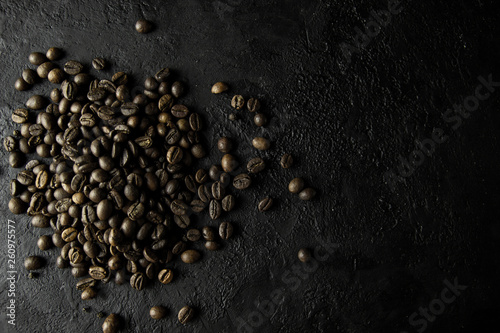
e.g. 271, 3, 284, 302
24, 256, 44, 270
221, 154, 238, 173
178, 306, 195, 324
190, 200, 205, 213
76, 277, 97, 291
92, 57, 106, 70
62, 81, 78, 100
22, 69, 37, 85
195, 169, 208, 184
211, 181, 225, 200
221, 195, 235, 212
174, 215, 191, 228
12, 108, 29, 124
17, 170, 35, 185
150, 306, 167, 320
102, 313, 121, 333
252, 137, 270, 150
158, 94, 174, 112
298, 248, 312, 262
158, 268, 174, 284
64, 60, 84, 75
171, 199, 188, 215
15, 77, 30, 91
211, 82, 228, 94
288, 177, 305, 194
9, 197, 25, 214
48, 68, 65, 84
280, 153, 293, 168
35, 170, 49, 189
299, 188, 316, 201
116, 85, 129, 101
180, 250, 200, 264
247, 157, 265, 173
247, 98, 261, 112
253, 113, 267, 127
189, 113, 202, 131
29, 52, 47, 65
233, 173, 251, 190
46, 47, 63, 61
205, 241, 219, 251
170, 104, 189, 118
130, 272, 145, 290
209, 199, 221, 220
37, 62, 55, 78
155, 68, 171, 82
26, 95, 46, 110
217, 137, 232, 153
172, 240, 187, 254
198, 184, 211, 203
81, 287, 97, 300
167, 146, 183, 164
219, 221, 233, 240
231, 95, 245, 109
258, 197, 273, 212
135, 19, 154, 33
186, 229, 201, 242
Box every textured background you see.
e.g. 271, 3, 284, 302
0, 0, 500, 332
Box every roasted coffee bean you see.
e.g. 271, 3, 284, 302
190, 199, 205, 213
174, 215, 191, 229
258, 197, 273, 212
46, 47, 63, 61
116, 85, 129, 101
24, 256, 44, 270
17, 170, 35, 185
158, 268, 174, 284
299, 188, 316, 201
89, 265, 107, 280
191, 144, 205, 159
211, 181, 225, 200
108, 254, 123, 270
155, 68, 171, 82
288, 177, 305, 194
158, 94, 174, 112
62, 81, 78, 100
252, 137, 270, 150
102, 313, 120, 333
221, 154, 238, 173
167, 146, 183, 164
76, 277, 97, 291
280, 153, 293, 168
219, 221, 234, 240
254, 113, 267, 127
221, 195, 235, 212
186, 229, 201, 242
29, 52, 47, 65
233, 173, 251, 190
202, 226, 215, 241
189, 113, 201, 131
112, 71, 128, 85
205, 241, 219, 251
135, 19, 154, 33
247, 98, 261, 112
178, 305, 195, 324
92, 57, 106, 70
217, 137, 232, 153
209, 199, 221, 220
171, 104, 189, 118
22, 68, 37, 85
9, 197, 25, 214
99, 79, 117, 93
97, 199, 113, 220
88, 88, 107, 102
171, 81, 185, 98
231, 95, 245, 109
170, 199, 188, 216
298, 248, 312, 262
37, 62, 55, 79
211, 82, 228, 94
121, 102, 139, 116
31, 215, 49, 228
10, 179, 21, 196
81, 287, 97, 300
198, 184, 211, 203
12, 108, 29, 124
69, 247, 85, 264
62, 227, 78, 242
48, 68, 65, 84
64, 60, 83, 75
130, 272, 145, 290
15, 77, 30, 91
247, 157, 265, 173
208, 165, 222, 181
150, 306, 167, 320
180, 250, 200, 264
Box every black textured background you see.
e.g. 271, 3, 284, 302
1, 0, 500, 332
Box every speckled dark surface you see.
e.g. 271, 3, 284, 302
1, 0, 500, 332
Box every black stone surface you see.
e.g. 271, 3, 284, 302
1, 0, 500, 332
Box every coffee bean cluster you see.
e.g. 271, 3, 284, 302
7, 49, 238, 319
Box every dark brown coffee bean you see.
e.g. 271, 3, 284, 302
252, 137, 270, 150
24, 256, 44, 270
178, 305, 195, 324
121, 102, 139, 116
167, 146, 183, 164
180, 250, 200, 264
46, 47, 63, 61
22, 68, 37, 85
99, 79, 117, 93
26, 95, 47, 110
172, 240, 187, 254
298, 248, 312, 262
198, 184, 211, 203
190, 199, 205, 213
92, 57, 106, 70
205, 241, 219, 251
247, 157, 265, 173
37, 62, 55, 78
48, 68, 65, 84
186, 229, 201, 242
130, 272, 145, 290
258, 197, 273, 212
17, 170, 35, 185
233, 173, 251, 190
299, 188, 316, 201
150, 306, 167, 320
135, 19, 154, 33
202, 226, 215, 241
171, 81, 185, 98
211, 181, 225, 200
280, 153, 294, 168
9, 197, 25, 214
195, 169, 208, 183
171, 104, 189, 118
64, 60, 83, 75
189, 113, 202, 131
217, 137, 232, 153
127, 202, 145, 220
219, 221, 234, 240
231, 95, 245, 109
12, 108, 29, 124
81, 287, 97, 300
158, 268, 174, 284
29, 52, 47, 65
247, 97, 261, 112
158, 94, 174, 112
211, 82, 228, 94
154, 68, 170, 83
15, 77, 30, 91
102, 313, 120, 333
61, 227, 78, 242
171, 199, 188, 215
174, 215, 191, 229
209, 199, 221, 220
76, 277, 97, 291
221, 154, 238, 173
221, 195, 235, 212
288, 177, 305, 194
254, 113, 267, 127
35, 170, 49, 189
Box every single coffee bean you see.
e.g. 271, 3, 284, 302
219, 221, 233, 240
258, 197, 273, 212
26, 95, 46, 110
190, 200, 205, 213
62, 227, 78, 242
64, 60, 84, 75
130, 272, 146, 290
9, 197, 26, 214
247, 157, 265, 173
158, 268, 174, 284
48, 68, 65, 84
298, 248, 312, 262
299, 188, 316, 201
150, 306, 167, 320
231, 95, 245, 109
180, 250, 200, 264
174, 215, 191, 229
167, 146, 183, 164
191, 144, 205, 159
288, 177, 305, 194
208, 165, 222, 181
92, 57, 106, 70
35, 170, 49, 189
81, 287, 97, 300
46, 47, 63, 61
233, 173, 251, 190
158, 94, 174, 112
209, 199, 221, 220
202, 226, 215, 241
205, 241, 219, 251
22, 68, 37, 85
37, 62, 55, 78
89, 266, 108, 280
12, 108, 29, 124
211, 181, 225, 200
253, 113, 267, 127
76, 277, 97, 291
24, 256, 44, 270
135, 19, 154, 33
155, 68, 171, 82
116, 85, 129, 101
217, 137, 232, 153
186, 229, 201, 242
247, 97, 261, 112
252, 137, 270, 150
195, 169, 208, 183
15, 77, 30, 91
102, 313, 120, 333
280, 153, 293, 168
198, 184, 211, 203
220, 172, 230, 187
211, 82, 228, 94
171, 199, 188, 216
29, 52, 47, 65
189, 113, 202, 131
221, 154, 238, 173
221, 195, 235, 212
178, 305, 195, 324
171, 104, 189, 118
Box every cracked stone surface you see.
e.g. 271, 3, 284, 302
0, 0, 500, 332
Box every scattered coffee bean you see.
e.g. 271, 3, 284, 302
178, 306, 194, 324
258, 197, 273, 212
64, 60, 84, 75
253, 112, 267, 127
219, 221, 233, 240
231, 95, 245, 109
217, 137, 233, 153
247, 98, 261, 112
22, 69, 37, 85
46, 47, 63, 61
221, 195, 235, 212
211, 82, 228, 94
81, 287, 97, 300
298, 248, 312, 262
180, 249, 200, 263
92, 57, 106, 70
158, 268, 174, 284
299, 188, 316, 201
280, 153, 293, 168
150, 306, 167, 320
37, 235, 53, 251
288, 177, 305, 194
24, 256, 44, 270
247, 157, 265, 173
221, 154, 238, 173
29, 52, 47, 65
102, 313, 120, 333
252, 137, 270, 150
233, 173, 251, 190
15, 77, 30, 91
135, 19, 154, 33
